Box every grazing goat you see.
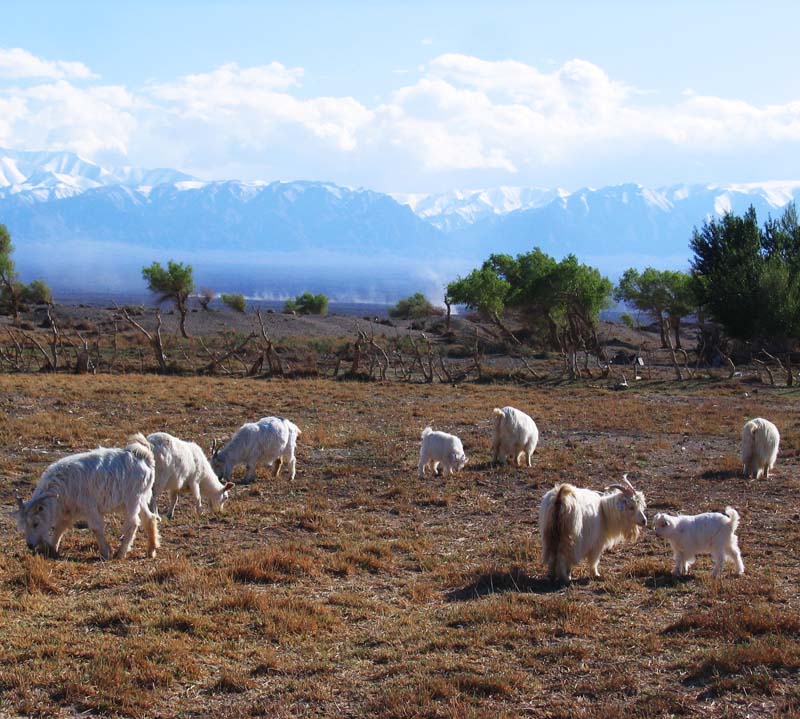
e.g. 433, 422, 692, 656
211, 416, 300, 484
418, 427, 468, 477
491, 406, 538, 466
741, 417, 780, 479
12, 434, 159, 560
540, 474, 646, 583
654, 507, 744, 578
147, 432, 234, 519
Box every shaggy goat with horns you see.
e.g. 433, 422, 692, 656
539, 474, 647, 583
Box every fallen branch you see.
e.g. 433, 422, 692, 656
198, 332, 255, 375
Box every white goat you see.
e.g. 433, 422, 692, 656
654, 507, 744, 578
147, 432, 234, 519
12, 434, 159, 560
539, 474, 647, 583
741, 417, 780, 479
211, 416, 300, 483
491, 406, 539, 466
418, 427, 468, 477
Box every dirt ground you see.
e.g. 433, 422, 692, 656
0, 373, 798, 718
13, 301, 414, 341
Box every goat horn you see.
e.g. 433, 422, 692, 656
15, 493, 25, 510
621, 473, 636, 491
606, 483, 634, 497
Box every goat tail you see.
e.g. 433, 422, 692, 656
724, 506, 740, 534
421, 426, 433, 440
542, 484, 575, 567
126, 432, 155, 468
492, 407, 505, 431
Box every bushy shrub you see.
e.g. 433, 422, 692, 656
221, 293, 247, 313
389, 292, 443, 319
22, 279, 53, 305
284, 292, 328, 316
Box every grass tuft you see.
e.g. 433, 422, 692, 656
11, 555, 60, 594
227, 545, 319, 584
209, 671, 254, 694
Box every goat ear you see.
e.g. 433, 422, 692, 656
223, 482, 235, 490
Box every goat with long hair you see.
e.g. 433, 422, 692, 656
540, 474, 646, 583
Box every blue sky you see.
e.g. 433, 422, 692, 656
2, 1, 800, 192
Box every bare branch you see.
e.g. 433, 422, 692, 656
116, 304, 168, 373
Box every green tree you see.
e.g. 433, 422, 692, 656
690, 204, 800, 345
388, 292, 443, 319
614, 267, 696, 349
221, 293, 247, 313
284, 292, 328, 315
0, 224, 22, 318
446, 265, 511, 321
0, 224, 53, 318
447, 248, 612, 374
142, 260, 195, 338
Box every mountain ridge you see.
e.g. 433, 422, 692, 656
2, 148, 799, 299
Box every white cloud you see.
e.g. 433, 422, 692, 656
0, 47, 96, 80
147, 62, 371, 152
379, 54, 800, 182
2, 49, 800, 189
3, 80, 135, 157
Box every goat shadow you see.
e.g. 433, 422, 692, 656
641, 571, 694, 590
699, 468, 740, 482
445, 568, 569, 601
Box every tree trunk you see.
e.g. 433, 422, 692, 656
664, 323, 684, 380
658, 314, 668, 349
670, 315, 682, 349
177, 298, 190, 339
2, 276, 20, 320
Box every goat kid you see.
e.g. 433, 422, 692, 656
418, 427, 468, 477
654, 507, 744, 578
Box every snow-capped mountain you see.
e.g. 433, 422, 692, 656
0, 148, 194, 203
0, 149, 451, 299
399, 181, 800, 237
393, 186, 569, 232
397, 181, 800, 275
2, 147, 800, 297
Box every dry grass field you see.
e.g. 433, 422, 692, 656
1, 373, 799, 718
